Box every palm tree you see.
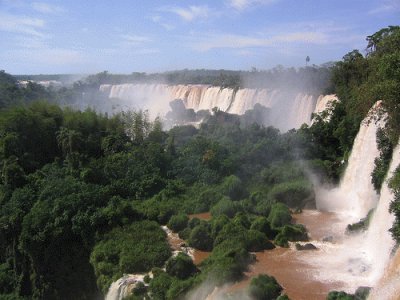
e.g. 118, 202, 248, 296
306, 56, 310, 66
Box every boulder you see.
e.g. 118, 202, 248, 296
295, 243, 317, 250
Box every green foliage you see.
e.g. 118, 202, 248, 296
221, 175, 247, 201
211, 197, 243, 218
267, 203, 292, 229
168, 214, 189, 232
165, 278, 196, 300
246, 229, 275, 251
327, 291, 355, 300
149, 271, 173, 300
188, 222, 213, 251
248, 274, 283, 300
372, 128, 393, 191
389, 166, 400, 242
201, 239, 253, 285
166, 253, 197, 280
268, 180, 314, 208
275, 224, 308, 247
251, 217, 275, 239
90, 221, 171, 293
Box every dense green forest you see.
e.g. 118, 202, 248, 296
0, 26, 399, 300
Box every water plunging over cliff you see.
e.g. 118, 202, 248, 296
366, 142, 400, 298
99, 84, 337, 132
316, 102, 384, 222
303, 101, 398, 293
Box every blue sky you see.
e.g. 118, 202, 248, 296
0, 0, 399, 74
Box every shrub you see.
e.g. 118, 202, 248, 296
268, 180, 314, 208
90, 221, 171, 293
275, 224, 308, 243
210, 214, 230, 239
149, 271, 173, 300
248, 274, 283, 300
233, 212, 251, 229
268, 203, 292, 229
327, 291, 355, 300
166, 253, 198, 280
221, 175, 247, 201
168, 214, 189, 232
202, 240, 253, 285
251, 216, 275, 239
246, 230, 275, 251
211, 197, 243, 218
188, 223, 213, 251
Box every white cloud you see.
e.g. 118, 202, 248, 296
227, 0, 278, 11
192, 31, 327, 51
163, 5, 210, 22
0, 12, 46, 37
31, 2, 64, 14
120, 34, 152, 46
368, 0, 400, 14
150, 15, 175, 30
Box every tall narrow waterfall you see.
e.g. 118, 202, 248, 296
365, 142, 399, 289
303, 101, 398, 295
316, 102, 384, 221
99, 84, 337, 132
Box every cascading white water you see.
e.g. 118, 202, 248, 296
100, 83, 337, 132
316, 102, 384, 222
366, 143, 400, 298
105, 274, 145, 300
314, 94, 338, 115
299, 101, 399, 296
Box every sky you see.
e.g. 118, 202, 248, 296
0, 0, 399, 74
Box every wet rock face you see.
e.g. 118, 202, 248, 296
295, 243, 318, 251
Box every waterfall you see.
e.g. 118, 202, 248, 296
314, 94, 338, 115
105, 274, 145, 300
316, 102, 384, 221
100, 83, 337, 132
366, 142, 400, 296
301, 101, 399, 296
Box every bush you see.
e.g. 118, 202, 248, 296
90, 221, 171, 293
166, 253, 198, 280
275, 224, 308, 243
149, 271, 173, 300
178, 227, 192, 240
261, 162, 305, 185
188, 217, 201, 229
210, 214, 230, 239
268, 203, 292, 229
211, 197, 243, 218
213, 222, 247, 248
246, 230, 275, 251
168, 214, 189, 232
248, 274, 283, 300
166, 278, 196, 300
268, 180, 314, 208
250, 216, 275, 239
233, 212, 251, 229
202, 240, 253, 285
188, 223, 213, 251
327, 291, 355, 300
221, 175, 247, 201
